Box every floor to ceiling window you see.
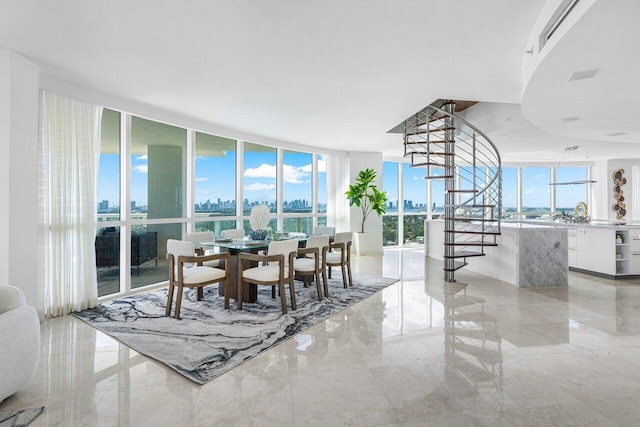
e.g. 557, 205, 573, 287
282, 149, 312, 234
194, 132, 237, 234
382, 160, 591, 247
96, 118, 331, 298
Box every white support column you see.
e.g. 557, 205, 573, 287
185, 129, 195, 232
312, 153, 318, 227
120, 113, 132, 293
236, 140, 244, 229
0, 50, 40, 311
276, 147, 283, 232
517, 167, 523, 219
550, 166, 556, 214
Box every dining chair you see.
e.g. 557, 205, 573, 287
313, 226, 335, 236
166, 239, 230, 319
326, 231, 353, 288
221, 228, 246, 239
184, 231, 220, 267
293, 234, 330, 300
237, 239, 298, 314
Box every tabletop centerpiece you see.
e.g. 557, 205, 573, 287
249, 204, 271, 241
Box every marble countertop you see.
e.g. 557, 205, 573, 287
503, 219, 640, 229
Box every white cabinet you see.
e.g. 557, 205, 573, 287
629, 235, 640, 274
575, 227, 616, 275
569, 227, 639, 276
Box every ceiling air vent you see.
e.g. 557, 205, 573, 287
568, 68, 600, 81
539, 0, 580, 50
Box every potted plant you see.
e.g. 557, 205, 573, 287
346, 168, 388, 233
249, 204, 271, 240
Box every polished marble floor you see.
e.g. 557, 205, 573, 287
4, 247, 640, 426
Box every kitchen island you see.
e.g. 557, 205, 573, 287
426, 220, 568, 287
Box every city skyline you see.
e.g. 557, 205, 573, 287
98, 150, 328, 209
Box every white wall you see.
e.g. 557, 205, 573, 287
348, 152, 383, 254
0, 50, 40, 312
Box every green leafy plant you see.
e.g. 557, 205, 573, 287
345, 168, 388, 233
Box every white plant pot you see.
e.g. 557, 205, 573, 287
354, 231, 381, 256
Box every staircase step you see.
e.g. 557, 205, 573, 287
445, 230, 501, 236
405, 140, 453, 145
444, 260, 468, 272
453, 218, 497, 222
446, 204, 495, 208
445, 189, 478, 193
444, 250, 485, 259
405, 130, 428, 136
411, 161, 446, 167
444, 241, 498, 247
404, 151, 455, 157
425, 175, 454, 179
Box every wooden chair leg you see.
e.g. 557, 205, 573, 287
166, 283, 175, 316
197, 287, 203, 301
272, 286, 276, 299
289, 277, 297, 310
237, 262, 243, 310
328, 265, 332, 279
314, 269, 322, 301
278, 282, 287, 314
174, 285, 184, 319
224, 280, 230, 309
347, 262, 353, 287
341, 265, 348, 288
322, 268, 329, 297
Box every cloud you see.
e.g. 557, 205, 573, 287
244, 164, 276, 179
318, 159, 326, 173
245, 162, 312, 184
136, 154, 148, 161
283, 164, 309, 184
523, 188, 534, 194
195, 177, 209, 182
133, 165, 148, 174
244, 183, 276, 191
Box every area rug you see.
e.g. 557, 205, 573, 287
74, 274, 396, 384
0, 407, 44, 427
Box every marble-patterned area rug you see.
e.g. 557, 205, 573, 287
74, 274, 396, 384
0, 407, 44, 427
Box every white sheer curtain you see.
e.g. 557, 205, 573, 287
39, 91, 102, 316
326, 155, 350, 232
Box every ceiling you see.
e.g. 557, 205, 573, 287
1, 0, 638, 163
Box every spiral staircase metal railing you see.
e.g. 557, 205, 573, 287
403, 100, 502, 282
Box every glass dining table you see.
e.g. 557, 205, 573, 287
198, 237, 309, 303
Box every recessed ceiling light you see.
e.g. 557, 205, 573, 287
561, 116, 580, 122
568, 68, 600, 81
564, 145, 580, 151
606, 132, 627, 136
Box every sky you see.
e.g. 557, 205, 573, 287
98, 151, 327, 208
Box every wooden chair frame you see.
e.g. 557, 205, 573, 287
327, 240, 353, 288
237, 251, 297, 314
166, 251, 231, 319
295, 245, 329, 300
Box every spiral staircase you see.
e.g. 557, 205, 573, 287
402, 100, 502, 282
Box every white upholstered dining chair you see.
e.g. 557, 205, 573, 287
313, 226, 335, 236
326, 231, 353, 288
166, 239, 230, 319
293, 234, 330, 300
221, 228, 246, 239
184, 231, 219, 267
237, 239, 298, 314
